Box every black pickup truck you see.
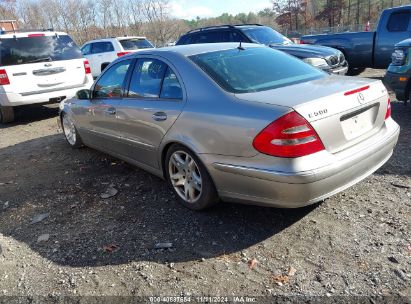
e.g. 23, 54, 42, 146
301, 6, 411, 75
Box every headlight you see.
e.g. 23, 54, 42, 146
303, 57, 329, 68
391, 48, 408, 66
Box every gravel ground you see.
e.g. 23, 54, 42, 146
0, 69, 410, 303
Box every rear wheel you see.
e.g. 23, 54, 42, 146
62, 113, 83, 148
0, 106, 15, 124
165, 145, 219, 210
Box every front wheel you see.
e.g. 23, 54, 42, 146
346, 67, 366, 76
165, 145, 219, 210
61, 113, 83, 148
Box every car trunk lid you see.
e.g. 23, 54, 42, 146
235, 76, 389, 154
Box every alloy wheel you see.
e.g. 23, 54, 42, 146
168, 151, 202, 203
62, 114, 77, 146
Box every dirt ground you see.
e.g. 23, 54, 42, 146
0, 69, 410, 303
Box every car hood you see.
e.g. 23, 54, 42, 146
270, 43, 340, 59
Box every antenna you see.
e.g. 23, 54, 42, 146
238, 41, 245, 50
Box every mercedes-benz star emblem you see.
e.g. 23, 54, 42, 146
357, 93, 365, 104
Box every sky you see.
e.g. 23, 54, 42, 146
170, 0, 273, 20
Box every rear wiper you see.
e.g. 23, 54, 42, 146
26, 56, 52, 64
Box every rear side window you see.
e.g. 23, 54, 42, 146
0, 35, 82, 66
92, 42, 114, 54
120, 39, 154, 50
387, 11, 411, 32
190, 47, 325, 93
93, 59, 131, 98
160, 67, 183, 99
192, 31, 222, 44
129, 59, 167, 98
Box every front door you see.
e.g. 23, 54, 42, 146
82, 58, 132, 154
115, 58, 186, 169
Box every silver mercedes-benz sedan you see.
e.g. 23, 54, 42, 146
59, 43, 400, 210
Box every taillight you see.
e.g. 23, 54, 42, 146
83, 60, 91, 74
0, 69, 10, 85
117, 52, 131, 57
253, 111, 325, 158
385, 98, 391, 120
299, 40, 306, 44
28, 33, 45, 37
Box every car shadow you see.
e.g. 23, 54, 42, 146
0, 104, 59, 129
375, 102, 411, 177
0, 133, 317, 267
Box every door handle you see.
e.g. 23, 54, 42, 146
152, 112, 167, 121
105, 107, 116, 115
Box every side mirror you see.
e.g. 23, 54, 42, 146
76, 89, 91, 100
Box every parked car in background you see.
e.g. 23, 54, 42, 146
0, 29, 93, 123
81, 36, 154, 78
384, 38, 411, 104
60, 43, 399, 211
301, 5, 411, 75
176, 24, 348, 75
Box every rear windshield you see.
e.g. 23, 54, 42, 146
241, 27, 292, 46
189, 47, 325, 93
0, 35, 82, 66
119, 39, 154, 50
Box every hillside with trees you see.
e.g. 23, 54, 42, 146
0, 0, 408, 46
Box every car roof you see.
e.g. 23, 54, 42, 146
126, 42, 262, 57
84, 36, 147, 44
0, 31, 68, 38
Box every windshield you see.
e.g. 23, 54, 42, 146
0, 35, 82, 66
120, 39, 154, 50
190, 47, 325, 94
241, 27, 292, 46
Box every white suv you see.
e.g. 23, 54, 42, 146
0, 30, 93, 123
81, 37, 154, 78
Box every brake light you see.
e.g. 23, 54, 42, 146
385, 98, 391, 120
253, 111, 325, 158
83, 60, 91, 74
0, 69, 10, 85
344, 85, 370, 96
117, 52, 131, 57
299, 40, 306, 44
28, 33, 45, 37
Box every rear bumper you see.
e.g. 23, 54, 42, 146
384, 71, 409, 101
0, 79, 92, 107
205, 119, 400, 208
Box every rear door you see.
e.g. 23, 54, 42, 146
89, 42, 115, 76
115, 57, 186, 169
0, 33, 87, 96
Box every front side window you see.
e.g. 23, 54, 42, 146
93, 59, 131, 98
190, 47, 325, 93
221, 31, 247, 42
81, 44, 91, 55
241, 27, 292, 46
387, 11, 411, 32
128, 59, 167, 98
0, 35, 82, 66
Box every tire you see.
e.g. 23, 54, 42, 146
61, 113, 83, 148
0, 106, 15, 124
165, 144, 219, 210
346, 67, 366, 76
